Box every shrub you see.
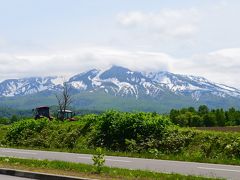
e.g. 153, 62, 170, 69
3, 111, 240, 162
92, 147, 105, 174
92, 111, 172, 150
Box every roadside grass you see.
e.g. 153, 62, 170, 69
1, 130, 240, 166
0, 125, 8, 143
0, 157, 220, 180
3, 145, 240, 166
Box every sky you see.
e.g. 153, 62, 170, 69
0, 0, 240, 88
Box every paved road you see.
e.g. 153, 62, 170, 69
1, 148, 240, 180
0, 174, 33, 180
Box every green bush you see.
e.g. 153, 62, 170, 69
92, 111, 172, 151
6, 118, 49, 146
3, 110, 240, 162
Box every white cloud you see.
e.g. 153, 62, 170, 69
0, 37, 7, 47
117, 8, 200, 39
0, 46, 171, 81
0, 46, 240, 89
183, 48, 240, 88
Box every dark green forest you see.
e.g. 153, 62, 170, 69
170, 105, 240, 127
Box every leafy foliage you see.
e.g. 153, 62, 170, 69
92, 111, 172, 151
170, 106, 240, 127
2, 110, 240, 162
92, 147, 105, 174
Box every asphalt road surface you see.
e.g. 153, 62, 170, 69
0, 174, 33, 180
1, 148, 240, 180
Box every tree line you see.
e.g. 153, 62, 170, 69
0, 106, 103, 125
170, 105, 240, 127
0, 107, 31, 125
0, 115, 22, 125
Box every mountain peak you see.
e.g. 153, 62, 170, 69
69, 69, 100, 82
0, 66, 240, 107
105, 65, 132, 74
100, 65, 131, 80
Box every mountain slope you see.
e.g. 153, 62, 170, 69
146, 71, 240, 100
0, 77, 62, 97
0, 66, 239, 111
67, 66, 240, 100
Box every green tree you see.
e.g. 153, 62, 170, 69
198, 105, 209, 116
170, 109, 180, 124
235, 111, 240, 125
191, 114, 203, 127
203, 113, 216, 127
188, 107, 196, 113
0, 117, 10, 125
10, 115, 19, 123
226, 107, 238, 126
175, 114, 189, 127
215, 109, 225, 126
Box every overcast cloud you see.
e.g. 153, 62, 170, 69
0, 0, 240, 88
1, 46, 240, 88
117, 8, 200, 40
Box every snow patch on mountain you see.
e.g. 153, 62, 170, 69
71, 81, 87, 90
0, 66, 240, 101
0, 77, 61, 97
146, 71, 240, 100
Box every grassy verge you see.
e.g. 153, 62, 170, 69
3, 145, 240, 166
0, 125, 8, 143
0, 157, 219, 180
1, 117, 240, 167
1, 124, 239, 166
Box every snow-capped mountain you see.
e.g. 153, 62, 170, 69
66, 66, 240, 101
68, 66, 164, 98
0, 66, 240, 103
0, 77, 62, 97
146, 71, 240, 100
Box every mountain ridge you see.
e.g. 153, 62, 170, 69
0, 66, 239, 111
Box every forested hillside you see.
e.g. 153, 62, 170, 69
170, 105, 240, 127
